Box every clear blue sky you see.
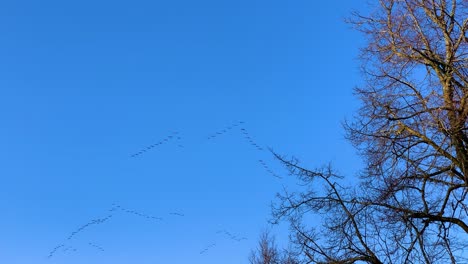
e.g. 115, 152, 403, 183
0, 1, 366, 263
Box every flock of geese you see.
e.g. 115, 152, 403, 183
47, 203, 182, 259
128, 121, 280, 179
48, 121, 283, 260
216, 229, 248, 242
130, 131, 183, 157
48, 203, 248, 259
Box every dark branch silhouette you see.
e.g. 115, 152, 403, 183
261, 1, 468, 263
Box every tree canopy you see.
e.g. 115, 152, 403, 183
255, 1, 468, 263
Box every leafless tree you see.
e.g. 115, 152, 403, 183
249, 231, 281, 264
249, 231, 299, 264
268, 1, 468, 263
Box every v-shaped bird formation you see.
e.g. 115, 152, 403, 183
129, 121, 281, 180
47, 203, 169, 259
49, 121, 284, 260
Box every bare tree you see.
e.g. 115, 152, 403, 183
249, 231, 281, 264
249, 230, 299, 264
267, 1, 468, 263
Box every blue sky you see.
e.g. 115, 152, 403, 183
0, 1, 366, 263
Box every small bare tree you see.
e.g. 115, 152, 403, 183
249, 231, 281, 264
267, 1, 468, 263
249, 231, 300, 264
